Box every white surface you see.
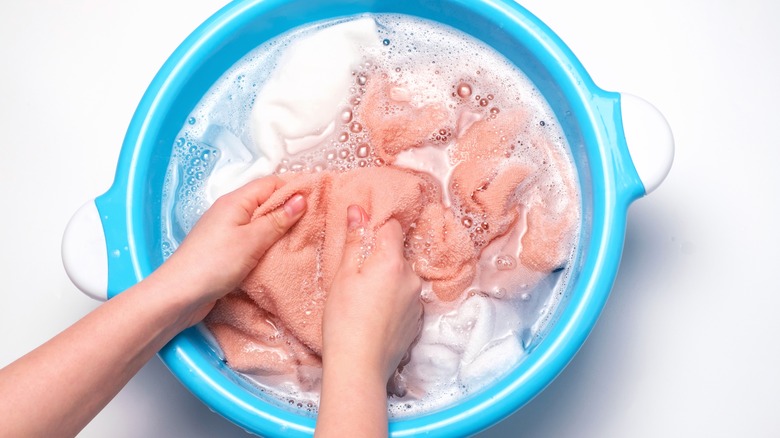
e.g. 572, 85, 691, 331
0, 1, 778, 437
620, 93, 674, 194
62, 201, 108, 300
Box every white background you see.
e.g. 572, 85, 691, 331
1, 1, 778, 437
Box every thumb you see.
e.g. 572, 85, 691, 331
252, 193, 307, 250
372, 218, 406, 259
338, 204, 369, 273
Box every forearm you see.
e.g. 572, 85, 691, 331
0, 178, 304, 437
315, 354, 389, 438
0, 273, 196, 437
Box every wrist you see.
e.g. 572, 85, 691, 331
322, 350, 387, 386
135, 265, 210, 333
317, 351, 389, 438
322, 334, 394, 380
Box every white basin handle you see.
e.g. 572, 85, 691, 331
620, 93, 675, 194
61, 200, 108, 301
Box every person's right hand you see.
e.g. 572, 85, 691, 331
322, 205, 423, 382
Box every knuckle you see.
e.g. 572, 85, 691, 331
263, 175, 284, 186
211, 194, 230, 209
385, 255, 410, 278
266, 209, 288, 235
345, 226, 366, 245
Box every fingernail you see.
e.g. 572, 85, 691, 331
283, 194, 306, 217
347, 205, 364, 229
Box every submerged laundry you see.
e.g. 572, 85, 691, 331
204, 81, 578, 380
153, 13, 587, 416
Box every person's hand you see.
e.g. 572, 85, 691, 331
0, 176, 305, 438
316, 205, 422, 437
153, 176, 306, 326
322, 205, 423, 382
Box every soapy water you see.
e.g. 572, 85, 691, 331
161, 14, 579, 417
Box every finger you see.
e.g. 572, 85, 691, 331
251, 193, 307, 250
220, 176, 286, 221
338, 204, 369, 273
372, 218, 406, 259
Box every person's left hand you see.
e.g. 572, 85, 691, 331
152, 176, 306, 326
322, 205, 423, 382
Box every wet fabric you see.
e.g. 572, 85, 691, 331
205, 78, 577, 376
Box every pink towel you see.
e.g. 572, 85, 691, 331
360, 82, 452, 163
205, 166, 474, 374
205, 75, 578, 376
207, 291, 321, 376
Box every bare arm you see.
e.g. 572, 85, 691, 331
0, 177, 306, 438
315, 205, 423, 438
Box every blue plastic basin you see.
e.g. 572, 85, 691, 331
84, 0, 667, 436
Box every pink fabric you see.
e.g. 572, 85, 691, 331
207, 291, 320, 376
205, 76, 578, 376
519, 139, 579, 272
360, 82, 452, 163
